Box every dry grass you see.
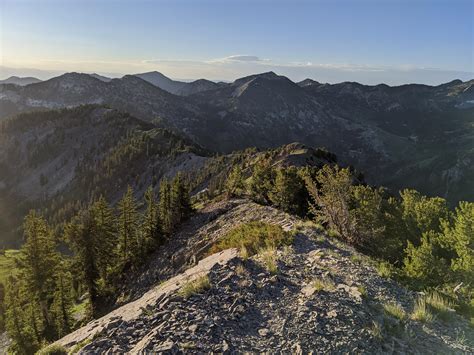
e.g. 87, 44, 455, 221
312, 277, 336, 292
383, 302, 406, 321
411, 298, 434, 323
209, 222, 293, 257
179, 275, 211, 299
259, 246, 278, 274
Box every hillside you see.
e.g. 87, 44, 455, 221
0, 105, 208, 245
54, 199, 473, 353
1, 72, 472, 203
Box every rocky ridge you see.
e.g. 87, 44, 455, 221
55, 199, 473, 354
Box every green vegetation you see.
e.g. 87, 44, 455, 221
179, 275, 211, 299
209, 222, 293, 257
36, 343, 68, 355
0, 249, 20, 285
217, 159, 473, 324
2, 177, 192, 354
312, 277, 336, 292
411, 298, 434, 323
259, 246, 279, 274
383, 302, 406, 321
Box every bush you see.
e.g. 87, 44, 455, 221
36, 344, 68, 355
209, 222, 293, 257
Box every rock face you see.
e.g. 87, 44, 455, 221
55, 200, 473, 354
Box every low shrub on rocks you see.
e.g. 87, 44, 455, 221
209, 222, 293, 257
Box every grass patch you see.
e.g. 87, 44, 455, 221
0, 249, 20, 284
69, 338, 92, 354
259, 246, 278, 274
383, 302, 406, 321
209, 222, 293, 257
36, 343, 68, 355
424, 291, 455, 321
411, 297, 434, 323
312, 277, 336, 292
179, 275, 211, 299
375, 261, 395, 279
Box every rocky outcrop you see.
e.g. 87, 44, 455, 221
56, 200, 473, 354
55, 248, 239, 350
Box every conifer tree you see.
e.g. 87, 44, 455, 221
307, 165, 356, 242
19, 211, 59, 337
159, 179, 173, 236
65, 210, 100, 317
170, 173, 192, 226
142, 186, 161, 252
117, 186, 140, 266
248, 160, 273, 204
269, 166, 307, 216
225, 166, 244, 197
91, 196, 117, 284
50, 269, 74, 337
5, 276, 39, 354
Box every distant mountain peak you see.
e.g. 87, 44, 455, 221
0, 76, 42, 86
297, 78, 321, 87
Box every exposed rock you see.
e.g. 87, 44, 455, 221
55, 199, 473, 354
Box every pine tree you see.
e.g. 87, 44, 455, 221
117, 186, 140, 266
159, 179, 173, 236
306, 165, 356, 242
170, 173, 192, 226
50, 269, 74, 337
268, 166, 307, 215
225, 166, 244, 197
19, 211, 59, 338
248, 160, 273, 204
142, 186, 161, 252
4, 276, 39, 354
65, 210, 101, 318
91, 196, 117, 284
441, 201, 474, 283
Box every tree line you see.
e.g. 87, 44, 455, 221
223, 158, 473, 320
2, 174, 192, 354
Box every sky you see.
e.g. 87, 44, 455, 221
0, 0, 473, 85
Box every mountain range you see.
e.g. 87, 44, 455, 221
1, 70, 473, 208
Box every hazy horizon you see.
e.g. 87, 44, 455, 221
1, 0, 472, 85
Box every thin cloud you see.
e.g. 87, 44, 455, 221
207, 55, 269, 64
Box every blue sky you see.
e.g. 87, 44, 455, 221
1, 0, 472, 84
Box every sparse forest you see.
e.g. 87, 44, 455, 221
1, 175, 192, 354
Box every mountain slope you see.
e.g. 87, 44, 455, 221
1, 71, 473, 203
0, 72, 200, 124
134, 71, 221, 96
54, 199, 473, 353
0, 105, 208, 245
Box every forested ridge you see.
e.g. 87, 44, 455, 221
0, 144, 472, 353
